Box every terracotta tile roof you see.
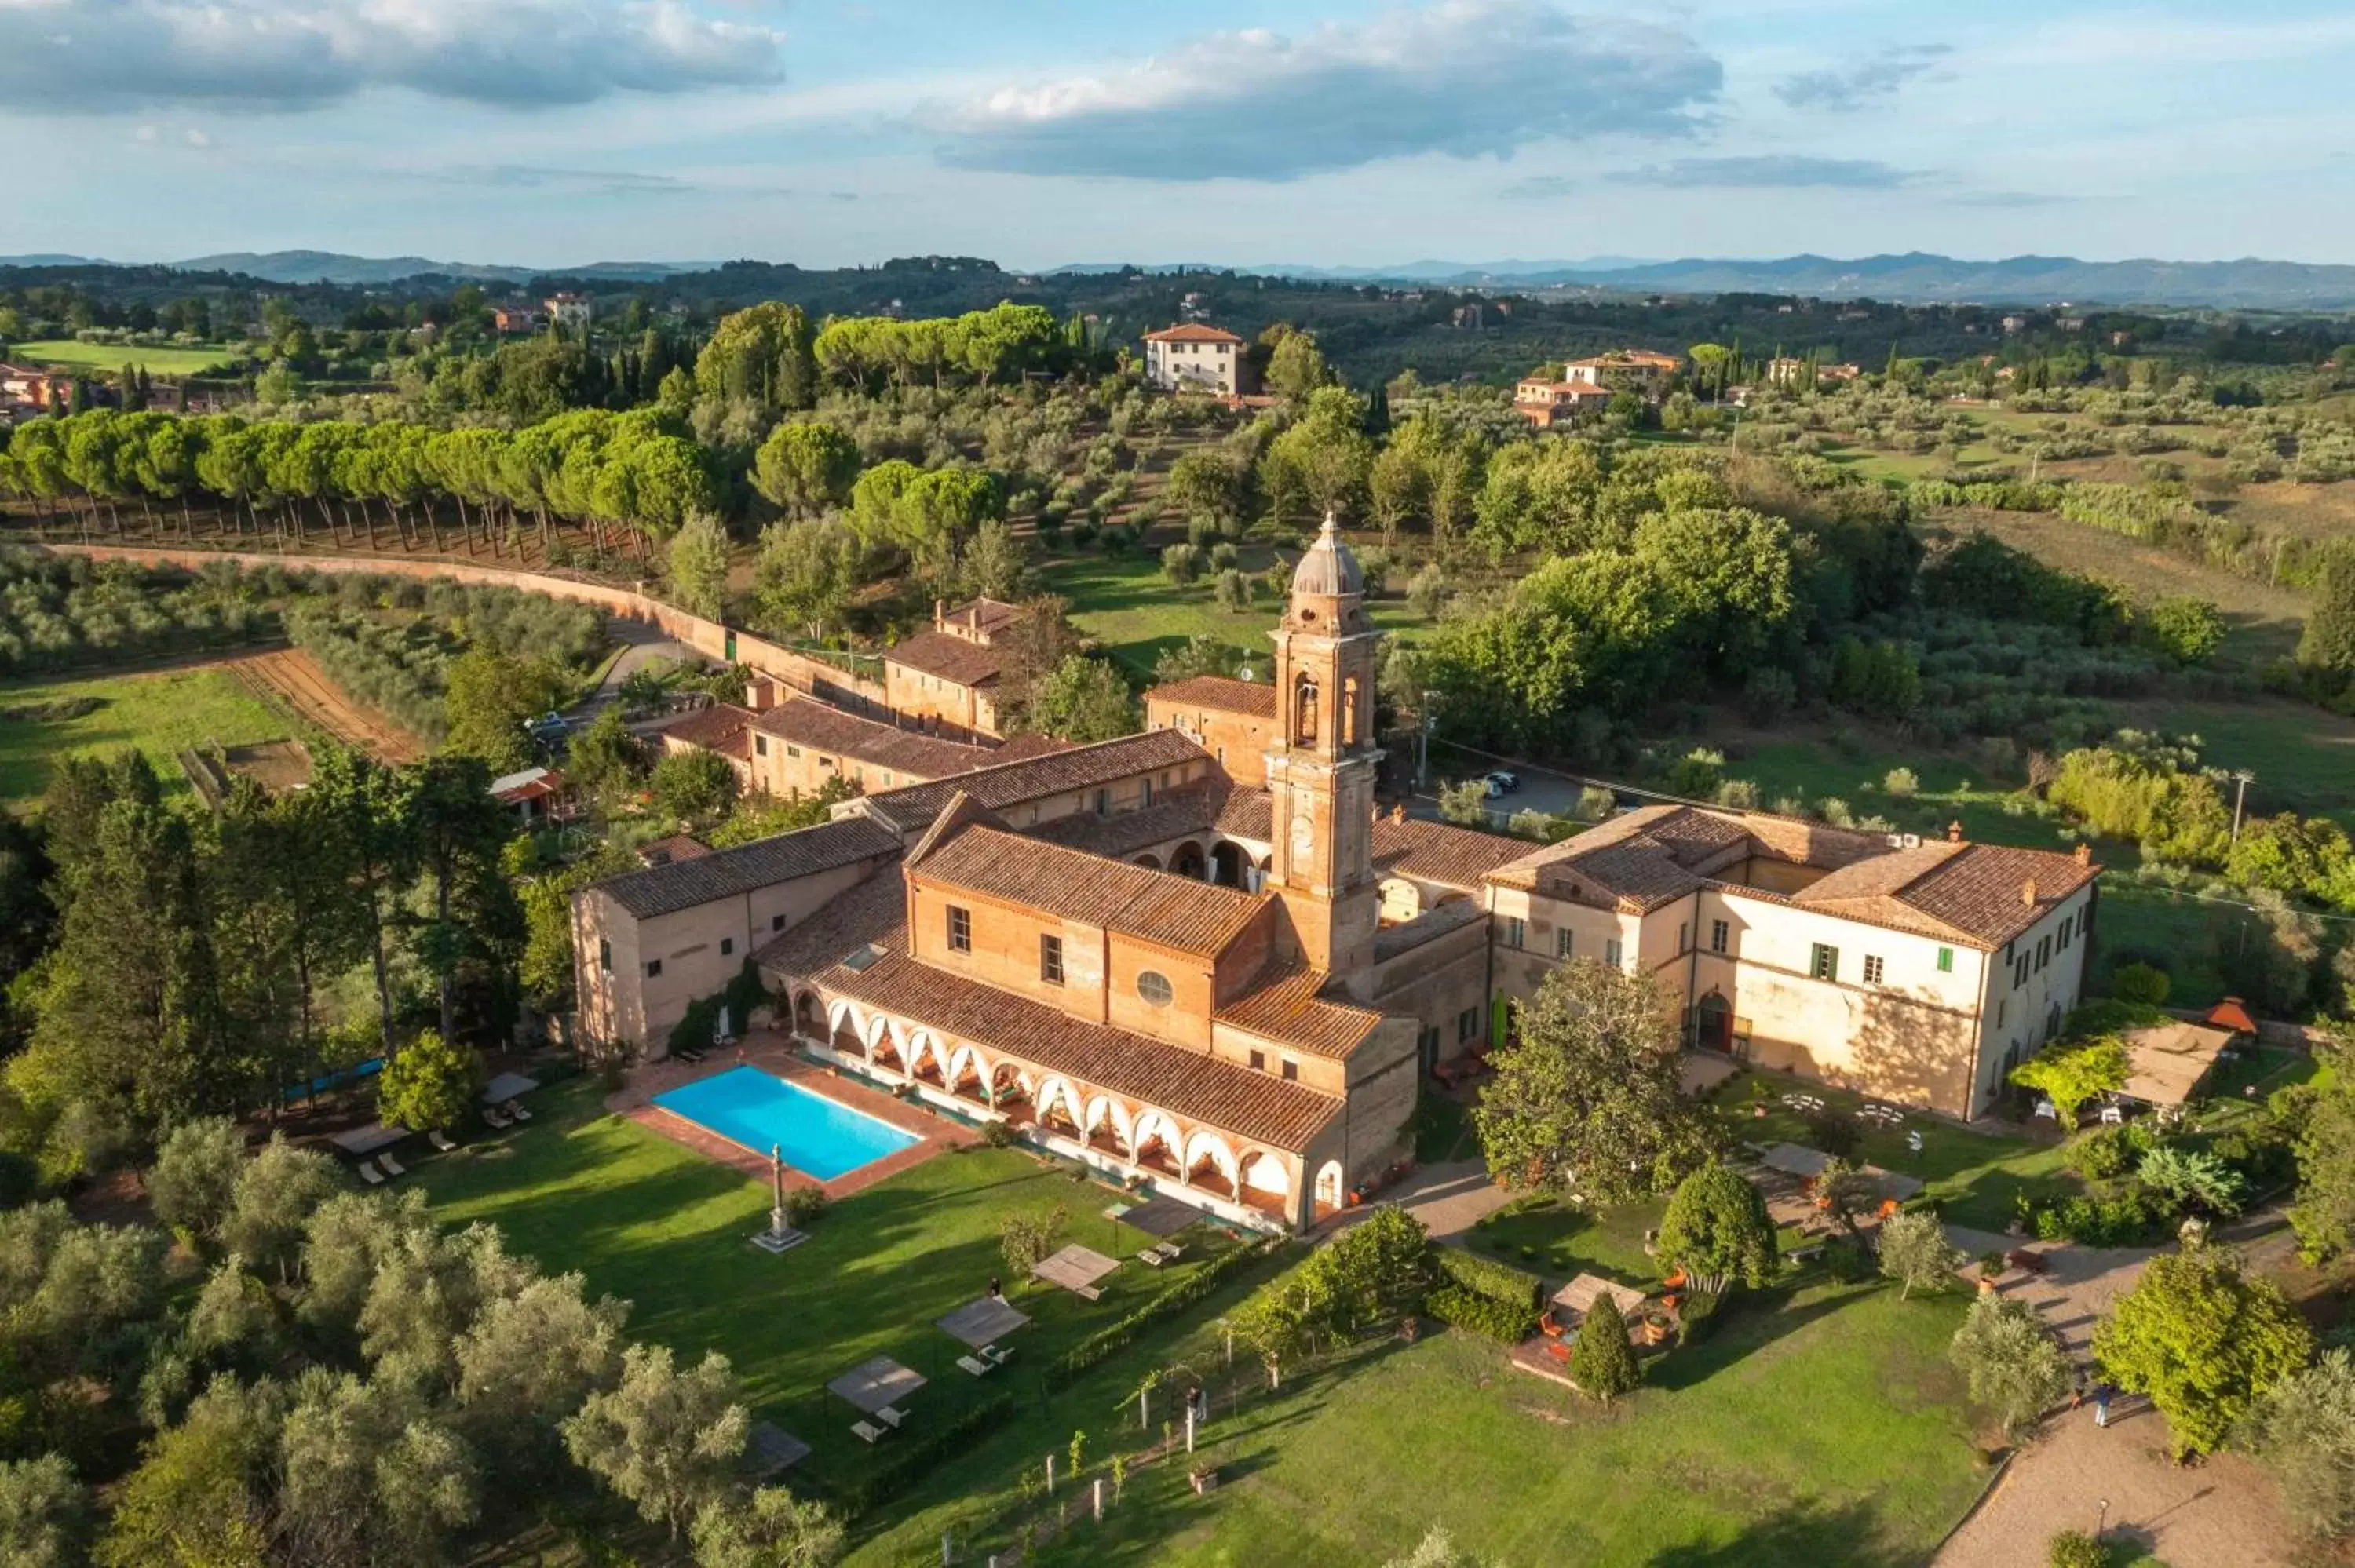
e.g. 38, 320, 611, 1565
916, 824, 1267, 954
1144, 324, 1244, 344
883, 630, 1003, 687
657, 702, 757, 757
752, 698, 999, 779
1882, 844, 2100, 948
1214, 788, 1273, 841
938, 597, 1027, 638
1372, 895, 1488, 963
1145, 676, 1278, 720
754, 870, 905, 975
1214, 965, 1382, 1059
590, 815, 902, 920
1028, 779, 1232, 859
856, 728, 1208, 833
1488, 807, 1714, 910
1371, 817, 1528, 891
637, 834, 711, 868
992, 733, 1075, 761
816, 940, 1338, 1150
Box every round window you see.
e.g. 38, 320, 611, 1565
1137, 971, 1174, 1006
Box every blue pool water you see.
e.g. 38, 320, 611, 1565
653, 1067, 919, 1180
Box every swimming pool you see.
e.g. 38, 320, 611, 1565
653, 1067, 921, 1180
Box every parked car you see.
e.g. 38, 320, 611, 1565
1482, 770, 1520, 797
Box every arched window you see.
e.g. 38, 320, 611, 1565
1294, 674, 1320, 746
1342, 675, 1360, 747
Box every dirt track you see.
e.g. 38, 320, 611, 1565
232, 649, 425, 763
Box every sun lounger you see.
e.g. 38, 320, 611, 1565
982, 1344, 1013, 1366
1152, 1242, 1183, 1261
428, 1130, 458, 1152
852, 1420, 884, 1444
1076, 1284, 1102, 1302
356, 1161, 385, 1186
876, 1406, 907, 1428
484, 1109, 513, 1129
1138, 1249, 1166, 1267
377, 1152, 407, 1177
958, 1355, 991, 1377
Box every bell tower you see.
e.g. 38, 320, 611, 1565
1263, 512, 1383, 995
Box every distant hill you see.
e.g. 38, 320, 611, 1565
1380, 253, 2355, 310
162, 251, 706, 286
0, 254, 108, 268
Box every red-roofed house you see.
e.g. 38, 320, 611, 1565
1143, 324, 1251, 396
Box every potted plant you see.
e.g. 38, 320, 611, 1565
1189, 1443, 1227, 1495
1977, 1251, 2007, 1293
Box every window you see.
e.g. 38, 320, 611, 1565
1280, 1057, 1298, 1082
787, 744, 801, 758
1094, 788, 1112, 816
2036, 935, 2051, 970
1998, 999, 2007, 1027
1711, 919, 1729, 954
1863, 954, 1885, 985
1505, 917, 1526, 950
1137, 971, 1174, 1006
1040, 934, 1064, 986
2016, 955, 2031, 987
1457, 1006, 1479, 1041
1555, 927, 1575, 960
597, 938, 612, 973
1605, 938, 1623, 968
720, 938, 734, 957
644, 958, 663, 979
1249, 1048, 1265, 1071
1142, 777, 1155, 807
947, 906, 971, 953
754, 735, 768, 757
1936, 946, 1954, 973
772, 913, 787, 932
1809, 943, 1838, 982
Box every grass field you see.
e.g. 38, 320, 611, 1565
413, 1076, 1271, 1508
1046, 548, 1436, 680
1026, 1287, 1987, 1567
0, 664, 301, 808
10, 339, 238, 375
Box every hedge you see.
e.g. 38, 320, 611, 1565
837, 1391, 1015, 1519
667, 959, 773, 1056
1433, 1246, 1543, 1311
1425, 1285, 1535, 1344
1042, 1237, 1276, 1392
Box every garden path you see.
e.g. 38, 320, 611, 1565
1369, 1158, 1516, 1244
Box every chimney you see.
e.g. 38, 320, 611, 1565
969, 606, 980, 632
1946, 820, 1963, 843
2021, 877, 2037, 908
1389, 802, 1406, 824
933, 598, 945, 630
2074, 842, 2091, 866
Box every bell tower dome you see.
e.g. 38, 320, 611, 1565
1263, 512, 1384, 992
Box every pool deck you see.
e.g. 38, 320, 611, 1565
612, 1029, 973, 1198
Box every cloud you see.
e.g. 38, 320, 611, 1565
1949, 190, 2076, 209
1774, 44, 1951, 112
926, 0, 1721, 181
0, 0, 783, 113
1501, 173, 1581, 200
1607, 155, 1920, 189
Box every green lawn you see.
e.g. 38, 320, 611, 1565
413, 1076, 1260, 1500
0, 665, 297, 808
1045, 548, 1436, 680
11, 338, 238, 375
1023, 1285, 1988, 1567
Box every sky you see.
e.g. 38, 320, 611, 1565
9, 0, 2355, 270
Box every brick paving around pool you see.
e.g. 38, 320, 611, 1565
610, 1028, 974, 1198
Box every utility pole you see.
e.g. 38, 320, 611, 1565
2231, 769, 2255, 842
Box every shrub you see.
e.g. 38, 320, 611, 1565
783, 1186, 827, 1228
2046, 1529, 2109, 1568
980, 1118, 1020, 1149
1882, 767, 1920, 798
1674, 1287, 1722, 1346
2110, 961, 2171, 1006
1800, 1107, 1860, 1159
1567, 1296, 1641, 1403
2063, 1125, 2146, 1181
1952, 1293, 2073, 1440
1213, 568, 1253, 612
1431, 1247, 1544, 1310
1160, 543, 1203, 586
1820, 1238, 1875, 1282
1425, 1285, 1535, 1343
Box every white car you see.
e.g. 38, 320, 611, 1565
1482, 770, 1520, 797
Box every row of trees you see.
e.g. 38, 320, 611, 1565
0, 407, 717, 560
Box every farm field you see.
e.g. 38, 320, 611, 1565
232, 646, 425, 762
9, 338, 239, 375
0, 662, 301, 808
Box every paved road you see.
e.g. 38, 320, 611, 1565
568, 617, 703, 727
